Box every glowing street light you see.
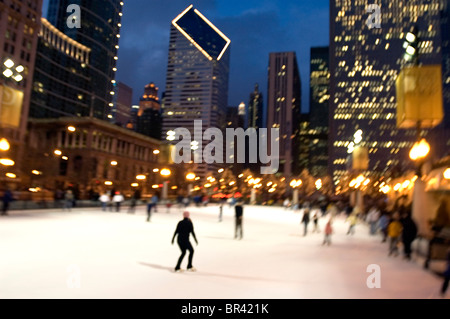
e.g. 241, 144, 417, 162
218, 168, 225, 173
409, 139, 430, 161
0, 138, 10, 151
105, 181, 113, 186
67, 126, 76, 132
153, 150, 160, 155
32, 170, 42, 176
54, 150, 62, 156
136, 175, 147, 181
131, 183, 139, 188
4, 59, 14, 68
111, 161, 118, 166
166, 131, 176, 141
186, 173, 196, 181
191, 141, 199, 151
6, 173, 16, 179
0, 158, 15, 166
290, 179, 302, 188
160, 169, 171, 177
315, 179, 323, 190
444, 168, 450, 180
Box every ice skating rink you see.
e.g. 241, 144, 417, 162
0, 205, 446, 299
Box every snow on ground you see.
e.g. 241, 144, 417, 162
0, 204, 447, 299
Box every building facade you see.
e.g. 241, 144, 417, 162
25, 117, 170, 199
136, 83, 162, 140
329, 0, 446, 183
112, 81, 132, 127
309, 47, 330, 178
0, 0, 42, 183
248, 83, 264, 130
162, 5, 231, 178
47, 0, 123, 121
30, 18, 91, 119
267, 52, 302, 176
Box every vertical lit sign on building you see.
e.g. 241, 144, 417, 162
0, 85, 24, 128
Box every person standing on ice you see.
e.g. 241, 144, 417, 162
346, 212, 358, 235
301, 206, 310, 236
387, 212, 403, 257
172, 211, 198, 272
400, 210, 417, 261
235, 201, 244, 239
323, 219, 333, 246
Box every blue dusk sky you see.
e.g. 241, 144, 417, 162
42, 0, 329, 112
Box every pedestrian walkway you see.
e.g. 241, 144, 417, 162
0, 205, 446, 299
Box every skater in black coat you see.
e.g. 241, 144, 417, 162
172, 211, 198, 272
235, 202, 244, 239
400, 211, 418, 260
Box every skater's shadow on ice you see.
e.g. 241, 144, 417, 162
138, 262, 174, 273
139, 262, 295, 284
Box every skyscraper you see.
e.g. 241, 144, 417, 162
30, 18, 91, 119
309, 47, 330, 177
136, 83, 162, 140
267, 52, 302, 176
162, 5, 231, 177
47, 0, 123, 121
248, 84, 264, 130
329, 0, 445, 182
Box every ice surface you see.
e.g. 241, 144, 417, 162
0, 205, 446, 299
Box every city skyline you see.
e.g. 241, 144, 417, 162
42, 0, 329, 112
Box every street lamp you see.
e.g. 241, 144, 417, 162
444, 168, 450, 180
166, 131, 176, 141
409, 138, 430, 161
3, 59, 24, 82
136, 174, 147, 181
0, 138, 10, 151
290, 179, 302, 207
111, 161, 118, 166
0, 158, 15, 166
160, 169, 172, 200
186, 173, 196, 195
54, 149, 62, 156
160, 169, 171, 177
67, 126, 76, 133
315, 179, 323, 191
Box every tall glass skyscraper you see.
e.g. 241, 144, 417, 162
47, 0, 123, 120
309, 47, 330, 178
162, 5, 230, 178
31, 18, 91, 119
329, 0, 446, 182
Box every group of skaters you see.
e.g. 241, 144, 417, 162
297, 195, 450, 297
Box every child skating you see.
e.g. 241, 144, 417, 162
323, 219, 333, 246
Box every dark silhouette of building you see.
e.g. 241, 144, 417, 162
112, 82, 132, 127
248, 84, 264, 130
267, 52, 302, 176
309, 47, 330, 177
136, 83, 161, 140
